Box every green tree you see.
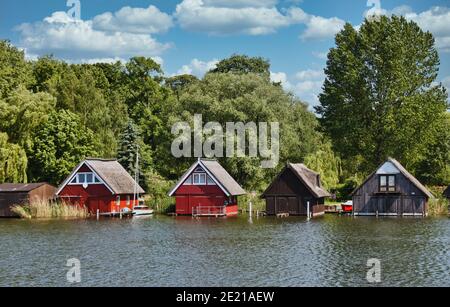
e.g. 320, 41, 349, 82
0, 40, 33, 98
0, 132, 28, 183
165, 74, 199, 101
316, 16, 449, 180
0, 86, 56, 150
28, 110, 97, 184
210, 54, 270, 79
117, 120, 141, 174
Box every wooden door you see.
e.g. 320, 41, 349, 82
266, 197, 275, 215
288, 197, 299, 215
276, 197, 288, 214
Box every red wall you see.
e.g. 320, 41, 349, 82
174, 185, 238, 216
59, 183, 136, 214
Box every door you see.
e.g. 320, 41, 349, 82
276, 197, 288, 214
266, 197, 275, 215
288, 197, 299, 215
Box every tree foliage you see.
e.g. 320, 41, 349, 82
0, 133, 27, 183
316, 16, 449, 178
28, 110, 97, 184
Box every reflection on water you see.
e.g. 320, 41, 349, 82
0, 215, 449, 287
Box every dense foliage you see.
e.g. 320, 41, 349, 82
0, 15, 448, 202
316, 16, 449, 183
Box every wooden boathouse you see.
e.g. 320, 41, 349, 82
262, 163, 331, 217
352, 158, 434, 217
444, 185, 450, 201
56, 159, 145, 215
0, 183, 56, 217
168, 159, 246, 217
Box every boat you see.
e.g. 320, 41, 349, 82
340, 200, 353, 214
131, 146, 154, 217
133, 204, 154, 216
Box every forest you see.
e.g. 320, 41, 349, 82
0, 16, 449, 204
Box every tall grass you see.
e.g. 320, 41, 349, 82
239, 193, 265, 212
428, 198, 449, 216
11, 200, 89, 219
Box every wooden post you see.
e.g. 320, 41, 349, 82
307, 201, 311, 220
249, 202, 253, 218
96, 209, 99, 220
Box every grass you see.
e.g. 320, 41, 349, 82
239, 193, 266, 212
428, 197, 449, 216
11, 200, 89, 219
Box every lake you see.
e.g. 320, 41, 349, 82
0, 214, 449, 287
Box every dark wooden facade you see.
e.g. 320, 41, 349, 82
262, 164, 330, 217
352, 158, 433, 217
444, 186, 450, 200
0, 183, 56, 217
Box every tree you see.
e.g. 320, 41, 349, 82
209, 54, 270, 79
117, 120, 140, 174
28, 110, 97, 184
158, 72, 322, 190
165, 74, 199, 101
0, 86, 56, 151
316, 16, 449, 180
0, 40, 33, 98
0, 133, 27, 183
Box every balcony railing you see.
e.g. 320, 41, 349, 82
192, 206, 226, 217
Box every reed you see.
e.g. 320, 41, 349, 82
11, 200, 89, 219
428, 198, 449, 216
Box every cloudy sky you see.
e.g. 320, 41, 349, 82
1, 0, 449, 107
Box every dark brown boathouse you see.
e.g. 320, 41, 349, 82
352, 158, 434, 217
444, 185, 450, 200
262, 163, 331, 217
0, 183, 56, 217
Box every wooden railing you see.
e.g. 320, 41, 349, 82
192, 206, 226, 217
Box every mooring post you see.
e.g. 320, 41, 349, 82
249, 202, 253, 218
307, 201, 311, 220
96, 209, 99, 220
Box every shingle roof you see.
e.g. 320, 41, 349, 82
57, 159, 145, 195
0, 183, 52, 193
265, 163, 331, 198
168, 159, 246, 196
352, 158, 434, 199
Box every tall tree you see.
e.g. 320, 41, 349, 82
0, 133, 27, 183
316, 16, 449, 179
210, 54, 270, 79
0, 40, 33, 98
117, 120, 140, 174
28, 110, 97, 184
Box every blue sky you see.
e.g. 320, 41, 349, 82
1, 0, 449, 107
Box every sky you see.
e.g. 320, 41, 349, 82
0, 0, 449, 108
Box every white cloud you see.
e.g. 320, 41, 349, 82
15, 11, 171, 61
295, 69, 324, 81
300, 15, 346, 40
270, 71, 292, 90
442, 76, 450, 92
176, 58, 219, 77
312, 51, 328, 60
92, 5, 173, 34
174, 0, 309, 35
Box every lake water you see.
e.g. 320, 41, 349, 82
0, 214, 449, 287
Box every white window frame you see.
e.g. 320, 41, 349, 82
193, 173, 207, 185
68, 172, 103, 185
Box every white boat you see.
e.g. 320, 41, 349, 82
133, 205, 154, 216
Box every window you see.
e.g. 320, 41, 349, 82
207, 175, 216, 185
69, 172, 102, 185
380, 175, 396, 192
184, 175, 193, 185
116, 196, 121, 206
126, 196, 130, 206
193, 173, 206, 185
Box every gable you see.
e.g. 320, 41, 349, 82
56, 162, 114, 195
376, 162, 400, 174
263, 167, 313, 197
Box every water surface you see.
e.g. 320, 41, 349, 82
0, 215, 449, 287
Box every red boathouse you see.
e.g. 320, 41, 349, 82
168, 159, 246, 216
56, 159, 145, 214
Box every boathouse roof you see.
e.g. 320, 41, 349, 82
351, 158, 434, 198
168, 159, 246, 197
262, 163, 331, 198
0, 183, 53, 193
56, 159, 145, 195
